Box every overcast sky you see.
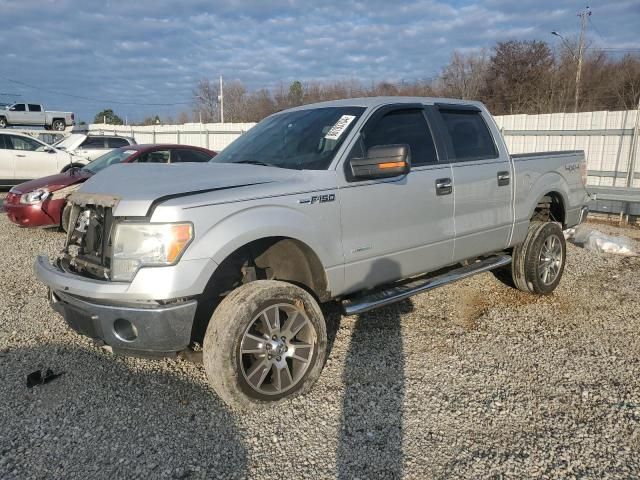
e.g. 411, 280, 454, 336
1, 0, 638, 122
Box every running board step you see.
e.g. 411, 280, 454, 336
341, 255, 512, 316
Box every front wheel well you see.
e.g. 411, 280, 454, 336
191, 237, 329, 343
532, 192, 566, 227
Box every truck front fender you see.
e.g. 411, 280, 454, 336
183, 203, 344, 292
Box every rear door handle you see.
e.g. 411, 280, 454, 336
435, 178, 452, 196
497, 171, 510, 186
16, 154, 26, 158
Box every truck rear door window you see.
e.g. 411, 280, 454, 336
364, 109, 438, 166
438, 109, 498, 161
28, 104, 42, 112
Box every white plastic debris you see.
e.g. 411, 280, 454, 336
567, 225, 638, 256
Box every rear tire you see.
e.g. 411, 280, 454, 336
203, 280, 327, 410
0, 117, 7, 128
504, 221, 566, 295
52, 119, 66, 131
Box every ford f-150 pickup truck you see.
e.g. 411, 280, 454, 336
0, 103, 75, 131
35, 97, 588, 409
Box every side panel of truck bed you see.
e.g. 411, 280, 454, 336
510, 150, 586, 246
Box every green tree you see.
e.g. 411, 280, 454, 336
288, 80, 304, 106
94, 109, 124, 125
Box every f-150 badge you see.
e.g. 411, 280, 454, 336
298, 193, 336, 205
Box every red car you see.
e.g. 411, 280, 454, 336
4, 144, 216, 230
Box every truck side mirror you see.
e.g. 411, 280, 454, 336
350, 144, 411, 180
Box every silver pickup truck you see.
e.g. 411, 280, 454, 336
0, 103, 75, 131
35, 97, 588, 409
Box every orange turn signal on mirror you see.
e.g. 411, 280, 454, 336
378, 161, 406, 169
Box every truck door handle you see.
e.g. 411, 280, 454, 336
435, 178, 452, 196
497, 171, 510, 186
16, 154, 26, 158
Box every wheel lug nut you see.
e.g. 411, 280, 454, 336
276, 356, 281, 361
281, 336, 286, 341
268, 355, 272, 360
272, 335, 277, 340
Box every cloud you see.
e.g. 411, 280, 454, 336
0, 0, 638, 122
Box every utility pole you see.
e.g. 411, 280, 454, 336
574, 6, 591, 113
218, 75, 224, 124
551, 6, 591, 113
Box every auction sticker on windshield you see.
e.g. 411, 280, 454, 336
325, 115, 356, 140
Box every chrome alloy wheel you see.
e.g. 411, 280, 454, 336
239, 303, 316, 396
538, 234, 563, 285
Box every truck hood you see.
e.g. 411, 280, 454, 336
75, 162, 302, 216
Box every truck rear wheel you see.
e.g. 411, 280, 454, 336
52, 119, 66, 131
203, 280, 327, 410
0, 117, 7, 128
502, 221, 566, 295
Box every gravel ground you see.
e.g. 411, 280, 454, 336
1, 196, 640, 479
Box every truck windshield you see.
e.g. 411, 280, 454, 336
211, 106, 365, 170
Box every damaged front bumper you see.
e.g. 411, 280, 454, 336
35, 255, 202, 356
49, 289, 197, 356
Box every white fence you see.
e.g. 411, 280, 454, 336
87, 122, 256, 152
494, 110, 640, 190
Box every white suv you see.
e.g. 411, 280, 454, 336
0, 131, 79, 186
53, 133, 137, 161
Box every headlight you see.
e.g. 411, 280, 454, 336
111, 223, 193, 281
20, 189, 50, 204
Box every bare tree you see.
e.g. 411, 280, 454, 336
189, 47, 640, 124
177, 111, 191, 124
193, 79, 220, 123
483, 40, 554, 114
437, 50, 488, 100
223, 80, 248, 122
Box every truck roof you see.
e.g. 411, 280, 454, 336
285, 96, 486, 112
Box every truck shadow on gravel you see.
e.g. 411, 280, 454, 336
325, 258, 413, 480
0, 344, 247, 479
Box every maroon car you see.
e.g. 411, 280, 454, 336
4, 144, 216, 230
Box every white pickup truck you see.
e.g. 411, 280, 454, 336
0, 103, 75, 131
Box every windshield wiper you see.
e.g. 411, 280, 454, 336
234, 160, 278, 168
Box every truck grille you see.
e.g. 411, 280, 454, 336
63, 204, 114, 279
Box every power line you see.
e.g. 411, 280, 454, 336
588, 15, 606, 43
0, 76, 192, 106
